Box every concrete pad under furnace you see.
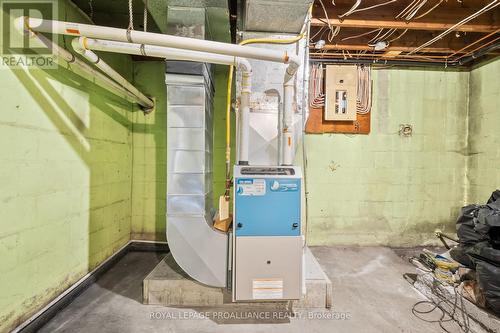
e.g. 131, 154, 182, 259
143, 247, 332, 309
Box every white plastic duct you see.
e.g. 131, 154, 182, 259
76, 37, 254, 164
78, 37, 252, 71
28, 33, 149, 106
19, 17, 300, 166
71, 38, 154, 111
19, 17, 300, 68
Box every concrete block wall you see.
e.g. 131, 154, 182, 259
130, 61, 167, 241
0, 2, 135, 331
305, 68, 471, 246
128, 64, 235, 241
467, 59, 500, 204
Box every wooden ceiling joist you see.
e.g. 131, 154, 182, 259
311, 44, 458, 53
311, 3, 500, 33
310, 17, 499, 33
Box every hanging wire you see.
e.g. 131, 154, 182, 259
344, 0, 398, 16
128, 0, 134, 30
317, 0, 341, 42
143, 0, 148, 32
388, 29, 408, 43
88, 0, 94, 20
413, 0, 446, 20
338, 0, 362, 18
341, 28, 382, 41
396, 0, 421, 19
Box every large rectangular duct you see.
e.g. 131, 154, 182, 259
166, 62, 228, 287
240, 0, 312, 33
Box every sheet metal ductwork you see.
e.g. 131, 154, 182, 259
166, 62, 228, 287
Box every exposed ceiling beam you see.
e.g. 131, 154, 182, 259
311, 44, 458, 53
311, 4, 500, 32
310, 17, 499, 33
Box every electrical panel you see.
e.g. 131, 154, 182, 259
325, 65, 357, 121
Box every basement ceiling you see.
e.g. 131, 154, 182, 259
310, 0, 500, 66
70, 0, 230, 42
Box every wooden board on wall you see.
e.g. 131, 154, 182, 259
305, 107, 371, 134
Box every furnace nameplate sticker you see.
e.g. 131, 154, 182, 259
236, 179, 266, 196
252, 278, 283, 299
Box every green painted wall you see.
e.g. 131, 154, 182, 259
212, 66, 236, 207
466, 59, 500, 204
129, 61, 167, 241
0, 2, 135, 332
304, 68, 471, 246
128, 64, 232, 241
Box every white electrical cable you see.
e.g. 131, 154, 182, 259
346, 0, 398, 16
396, 0, 421, 19
405, 0, 428, 20
408, 0, 500, 54
309, 63, 324, 108
356, 65, 371, 114
338, 0, 362, 18
318, 0, 341, 42
413, 0, 445, 20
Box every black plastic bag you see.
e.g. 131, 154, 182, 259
476, 260, 500, 314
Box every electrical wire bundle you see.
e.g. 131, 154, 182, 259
309, 63, 325, 108
315, 0, 341, 43
356, 65, 371, 114
396, 0, 446, 21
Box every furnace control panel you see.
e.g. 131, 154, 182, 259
233, 166, 301, 237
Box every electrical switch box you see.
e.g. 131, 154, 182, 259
325, 65, 357, 121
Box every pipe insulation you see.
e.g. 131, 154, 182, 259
76, 37, 254, 165
27, 31, 146, 105
80, 38, 252, 70
18, 17, 299, 73
71, 38, 154, 111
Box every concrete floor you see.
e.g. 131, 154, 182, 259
39, 247, 444, 333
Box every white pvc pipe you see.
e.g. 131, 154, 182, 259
239, 71, 252, 164
71, 38, 154, 110
28, 31, 145, 105
78, 37, 253, 164
282, 82, 295, 165
19, 17, 301, 166
81, 37, 252, 71
19, 17, 299, 72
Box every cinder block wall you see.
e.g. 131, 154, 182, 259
129, 61, 168, 241
305, 68, 471, 246
466, 59, 500, 204
128, 65, 234, 241
0, 2, 134, 332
